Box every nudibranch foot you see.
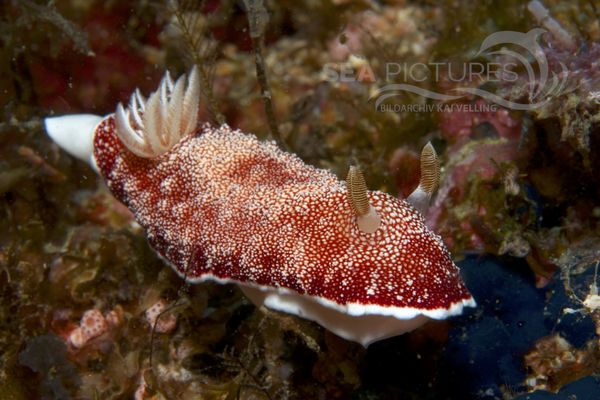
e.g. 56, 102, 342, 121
241, 284, 474, 347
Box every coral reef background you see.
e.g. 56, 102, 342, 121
0, 0, 598, 399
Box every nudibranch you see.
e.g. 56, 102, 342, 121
45, 68, 475, 346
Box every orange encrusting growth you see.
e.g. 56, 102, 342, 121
94, 116, 473, 312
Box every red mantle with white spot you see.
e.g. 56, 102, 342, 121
94, 116, 474, 319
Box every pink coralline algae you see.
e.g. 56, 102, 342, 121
46, 69, 475, 346
438, 99, 521, 145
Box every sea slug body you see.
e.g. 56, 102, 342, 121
45, 69, 476, 346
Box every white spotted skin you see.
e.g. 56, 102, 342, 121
93, 116, 475, 341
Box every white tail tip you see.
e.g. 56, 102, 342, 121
44, 114, 102, 170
